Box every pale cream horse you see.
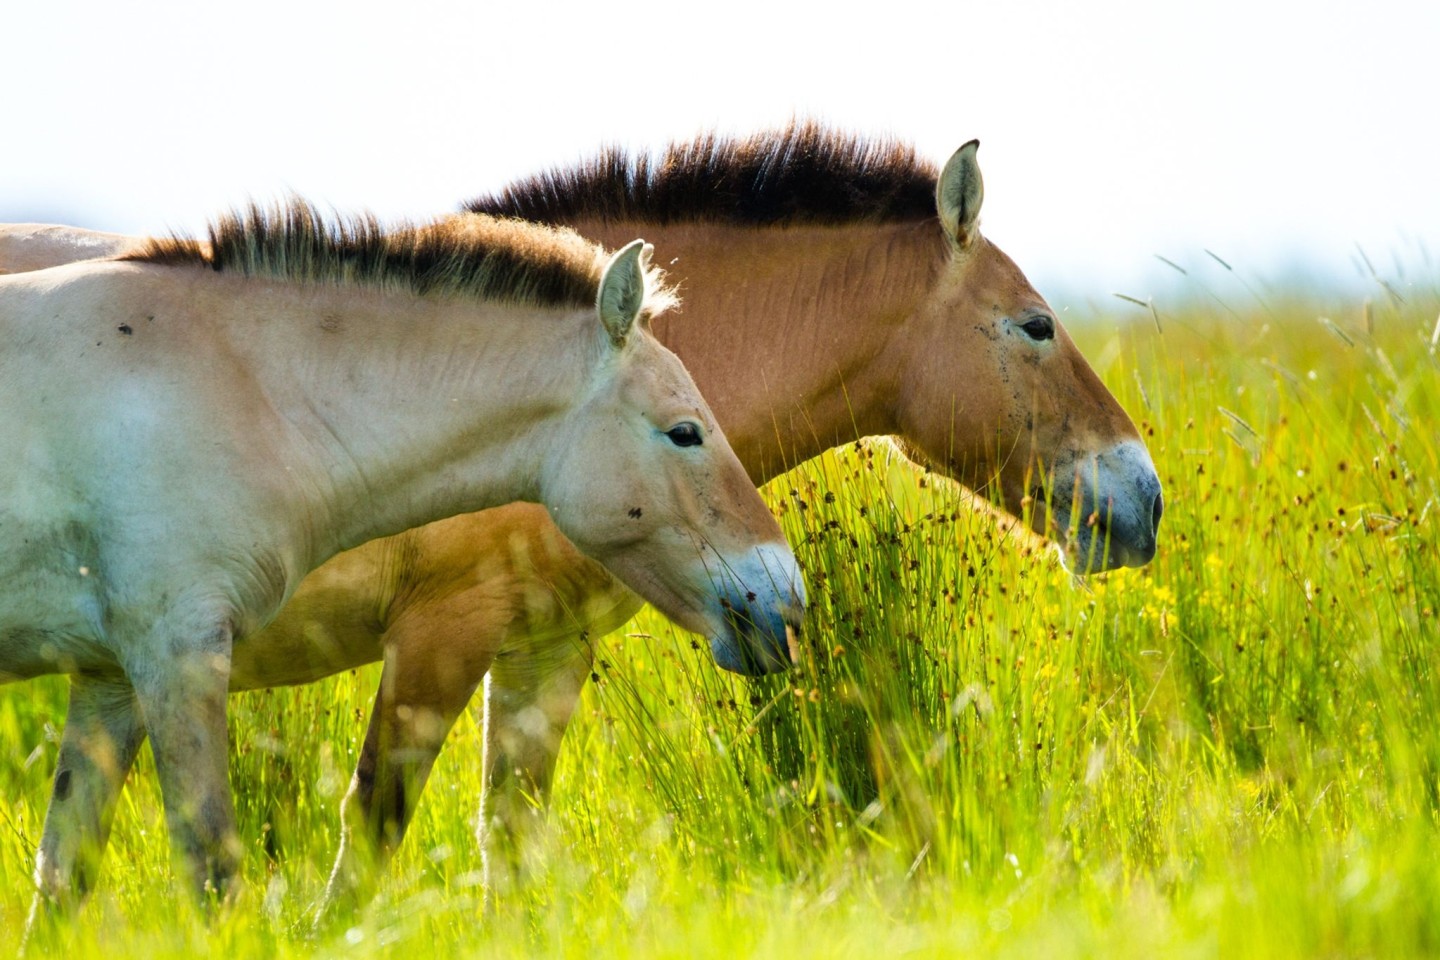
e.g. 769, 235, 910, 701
0, 202, 806, 914
0, 126, 1163, 912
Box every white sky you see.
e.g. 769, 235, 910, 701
4, 0, 1436, 301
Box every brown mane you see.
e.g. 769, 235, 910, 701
120, 200, 611, 309
465, 121, 940, 227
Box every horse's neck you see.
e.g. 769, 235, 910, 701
228, 279, 588, 559
572, 219, 938, 484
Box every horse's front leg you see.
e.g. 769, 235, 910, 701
479, 629, 596, 903
319, 610, 498, 921
27, 675, 147, 924
127, 622, 242, 902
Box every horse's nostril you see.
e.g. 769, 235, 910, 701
1151, 490, 1165, 533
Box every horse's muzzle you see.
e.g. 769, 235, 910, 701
707, 543, 807, 676
1066, 441, 1164, 572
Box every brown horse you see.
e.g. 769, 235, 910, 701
0, 125, 1162, 912
0, 202, 805, 915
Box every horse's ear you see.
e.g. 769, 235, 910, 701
937, 139, 983, 249
597, 239, 651, 348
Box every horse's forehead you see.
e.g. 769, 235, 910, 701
617, 336, 706, 405
947, 237, 1046, 310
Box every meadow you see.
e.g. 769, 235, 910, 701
3, 270, 1438, 957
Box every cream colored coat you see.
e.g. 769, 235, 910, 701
0, 215, 804, 914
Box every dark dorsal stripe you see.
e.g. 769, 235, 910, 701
466, 122, 940, 227
121, 199, 604, 309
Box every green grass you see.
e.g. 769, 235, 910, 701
3, 278, 1439, 957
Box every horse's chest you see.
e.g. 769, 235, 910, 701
0, 624, 119, 682
0, 506, 140, 678
0, 550, 117, 680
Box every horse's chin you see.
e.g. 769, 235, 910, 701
708, 622, 796, 677
1056, 522, 1156, 574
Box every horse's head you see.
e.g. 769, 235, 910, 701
889, 142, 1162, 572
542, 239, 806, 674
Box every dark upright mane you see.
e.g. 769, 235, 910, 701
120, 200, 607, 309
465, 122, 940, 227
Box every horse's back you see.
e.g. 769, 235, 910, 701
0, 223, 138, 274
0, 257, 154, 340
0, 262, 189, 437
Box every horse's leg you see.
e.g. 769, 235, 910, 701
479, 629, 595, 902
26, 676, 147, 923
319, 609, 500, 920
127, 624, 241, 902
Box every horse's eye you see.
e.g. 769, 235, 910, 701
666, 422, 703, 447
1019, 315, 1055, 341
